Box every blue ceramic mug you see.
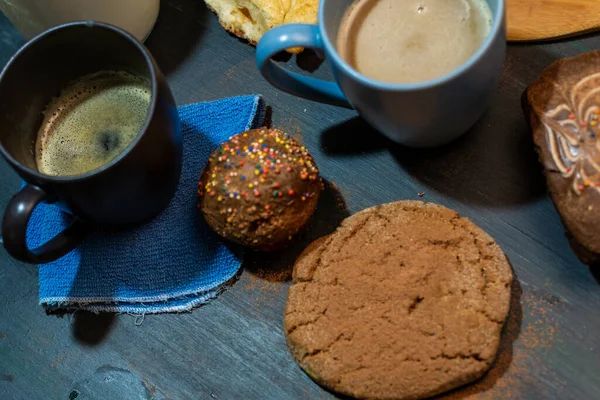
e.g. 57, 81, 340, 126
256, 0, 506, 147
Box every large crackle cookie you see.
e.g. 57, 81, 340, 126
284, 201, 513, 400
523, 50, 600, 265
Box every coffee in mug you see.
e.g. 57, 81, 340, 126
35, 71, 151, 177
337, 0, 493, 84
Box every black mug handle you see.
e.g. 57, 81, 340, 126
2, 185, 88, 264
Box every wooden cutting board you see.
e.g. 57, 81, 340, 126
507, 0, 600, 42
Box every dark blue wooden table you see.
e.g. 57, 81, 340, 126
1, 1, 599, 399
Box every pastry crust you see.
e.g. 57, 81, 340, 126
204, 0, 319, 53
284, 0, 318, 25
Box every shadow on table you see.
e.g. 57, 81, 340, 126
145, 0, 210, 76
321, 111, 547, 207
296, 49, 325, 73
590, 266, 600, 285
46, 309, 117, 346
319, 46, 567, 208
435, 276, 523, 400
243, 180, 349, 282
271, 49, 325, 73
71, 312, 117, 345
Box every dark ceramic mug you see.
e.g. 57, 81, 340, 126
0, 22, 182, 264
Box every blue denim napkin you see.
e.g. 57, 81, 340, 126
25, 95, 265, 313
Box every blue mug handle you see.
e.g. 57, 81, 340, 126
256, 24, 351, 108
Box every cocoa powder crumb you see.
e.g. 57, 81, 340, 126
242, 270, 289, 308
437, 282, 565, 399
328, 181, 348, 210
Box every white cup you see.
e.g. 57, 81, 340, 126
0, 0, 160, 42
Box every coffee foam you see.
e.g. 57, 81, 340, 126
36, 71, 151, 177
337, 0, 493, 84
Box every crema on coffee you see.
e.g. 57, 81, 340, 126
35, 71, 151, 177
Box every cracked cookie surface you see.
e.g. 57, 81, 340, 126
284, 201, 513, 400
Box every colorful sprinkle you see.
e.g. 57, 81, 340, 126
209, 129, 320, 221
569, 113, 575, 120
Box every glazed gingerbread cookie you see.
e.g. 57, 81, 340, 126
285, 201, 513, 400
523, 50, 600, 264
198, 128, 322, 250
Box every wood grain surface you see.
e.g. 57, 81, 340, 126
1, 1, 599, 399
507, 0, 600, 42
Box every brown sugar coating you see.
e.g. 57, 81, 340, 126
198, 128, 322, 250
284, 201, 513, 400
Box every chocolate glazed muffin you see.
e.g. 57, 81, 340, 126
198, 128, 322, 250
